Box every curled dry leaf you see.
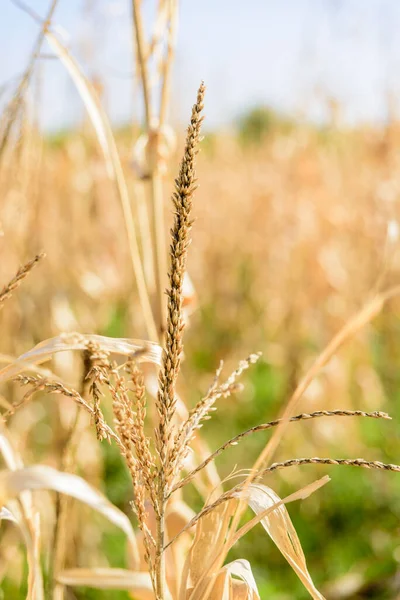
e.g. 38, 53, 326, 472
223, 559, 260, 599
0, 333, 162, 383
189, 560, 260, 600
44, 31, 118, 180
183, 499, 237, 600
0, 506, 17, 523
208, 569, 231, 600
245, 483, 325, 600
0, 428, 44, 600
0, 464, 140, 569
57, 568, 154, 599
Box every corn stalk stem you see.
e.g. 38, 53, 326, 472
132, 0, 152, 129
132, 0, 167, 339
159, 0, 178, 129
1, 0, 59, 160
155, 494, 166, 600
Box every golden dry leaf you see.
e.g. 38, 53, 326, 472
0, 465, 140, 568
189, 499, 236, 587
223, 559, 260, 599
0, 333, 162, 383
209, 569, 232, 600
246, 484, 325, 600
57, 568, 154, 598
0, 428, 43, 600
45, 31, 115, 179
183, 499, 237, 600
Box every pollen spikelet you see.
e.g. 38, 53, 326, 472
156, 82, 205, 471
0, 253, 45, 310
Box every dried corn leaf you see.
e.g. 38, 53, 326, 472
0, 427, 44, 599
190, 499, 236, 586
231, 477, 330, 549
57, 568, 154, 599
167, 499, 196, 539
0, 352, 57, 383
166, 499, 196, 597
223, 559, 260, 599
184, 499, 237, 600
246, 483, 325, 600
45, 32, 115, 179
0, 333, 162, 382
0, 506, 17, 523
0, 465, 140, 568
209, 569, 232, 600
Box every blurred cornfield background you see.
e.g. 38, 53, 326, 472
3, 1, 400, 599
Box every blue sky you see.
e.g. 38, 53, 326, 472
2, 0, 400, 130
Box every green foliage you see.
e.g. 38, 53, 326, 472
236, 106, 294, 146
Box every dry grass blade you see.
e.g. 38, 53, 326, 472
131, 0, 152, 128
169, 447, 400, 550
158, 0, 178, 129
169, 477, 329, 551
182, 499, 237, 600
0, 253, 45, 310
0, 505, 43, 600
0, 353, 59, 382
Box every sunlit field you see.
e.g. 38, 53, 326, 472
2, 2, 400, 599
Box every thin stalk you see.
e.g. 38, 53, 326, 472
155, 495, 166, 600
158, 0, 178, 129
1, 0, 58, 159
131, 0, 152, 128
111, 139, 158, 341
132, 0, 175, 338
150, 0, 179, 336
136, 182, 156, 293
